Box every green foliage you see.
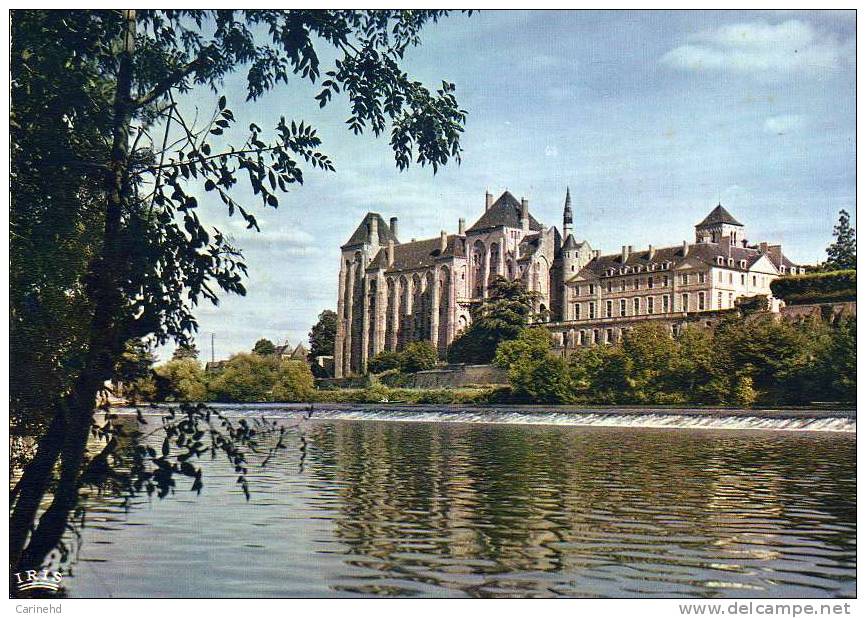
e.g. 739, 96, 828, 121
770, 270, 856, 305
308, 309, 337, 359
172, 342, 200, 360
205, 353, 313, 403
495, 316, 856, 406
272, 360, 315, 402
825, 209, 856, 271
114, 339, 158, 402
368, 350, 403, 374
154, 359, 208, 402
448, 276, 538, 364
252, 338, 276, 356
399, 341, 438, 373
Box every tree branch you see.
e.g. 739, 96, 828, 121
133, 48, 214, 110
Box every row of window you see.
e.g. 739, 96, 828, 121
574, 292, 709, 320
567, 323, 680, 346
577, 272, 708, 297
603, 262, 672, 277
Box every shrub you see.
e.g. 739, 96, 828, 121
154, 359, 208, 402
399, 341, 438, 373
367, 350, 402, 374
770, 270, 856, 305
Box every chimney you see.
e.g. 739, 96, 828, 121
593, 249, 600, 259
485, 191, 493, 211
458, 218, 466, 235
440, 230, 448, 252
387, 239, 395, 266
621, 245, 630, 263
648, 244, 655, 260
389, 216, 398, 238
682, 240, 689, 257
520, 197, 529, 231
368, 216, 379, 246
759, 242, 769, 253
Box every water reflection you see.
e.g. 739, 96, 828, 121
62, 416, 855, 598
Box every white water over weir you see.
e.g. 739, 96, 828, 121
306, 409, 856, 433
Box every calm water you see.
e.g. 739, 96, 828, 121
59, 409, 856, 598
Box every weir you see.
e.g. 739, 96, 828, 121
302, 408, 856, 433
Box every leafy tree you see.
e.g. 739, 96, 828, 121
399, 341, 438, 373
172, 342, 200, 360
447, 276, 538, 364
252, 338, 276, 356
207, 353, 278, 403
495, 329, 572, 403
825, 209, 856, 270
494, 327, 553, 369
114, 339, 158, 402
272, 361, 315, 402
309, 309, 338, 359
154, 359, 208, 402
367, 350, 403, 374
10, 9, 468, 574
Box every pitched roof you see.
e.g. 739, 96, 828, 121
573, 241, 794, 282
467, 191, 544, 233
367, 234, 466, 272
342, 213, 399, 248
562, 233, 580, 250
697, 204, 743, 227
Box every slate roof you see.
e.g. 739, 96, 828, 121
342, 213, 399, 248
562, 233, 581, 250
697, 204, 743, 227
467, 191, 544, 233
274, 342, 308, 360
367, 234, 466, 272
573, 241, 795, 282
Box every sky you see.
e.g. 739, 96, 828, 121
164, 9, 856, 362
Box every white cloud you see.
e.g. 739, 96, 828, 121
763, 114, 805, 134
661, 20, 853, 80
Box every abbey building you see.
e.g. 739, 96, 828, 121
334, 190, 803, 377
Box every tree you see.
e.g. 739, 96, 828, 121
495, 328, 573, 403
447, 276, 538, 364
252, 338, 276, 356
309, 309, 337, 359
154, 359, 208, 402
172, 342, 200, 360
10, 9, 468, 575
399, 341, 438, 373
367, 350, 402, 374
825, 209, 856, 270
272, 361, 315, 402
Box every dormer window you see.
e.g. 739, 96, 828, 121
739, 260, 747, 269
780, 266, 787, 274
717, 257, 724, 265
727, 258, 734, 267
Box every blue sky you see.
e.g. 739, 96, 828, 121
166, 10, 856, 362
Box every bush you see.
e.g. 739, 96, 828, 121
154, 359, 208, 402
367, 350, 402, 374
206, 353, 314, 402
771, 270, 856, 305
399, 341, 438, 373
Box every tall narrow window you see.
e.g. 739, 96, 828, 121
698, 291, 705, 310
589, 302, 595, 319
648, 276, 654, 289
605, 300, 612, 318
575, 304, 581, 320
648, 297, 655, 314
718, 291, 723, 308
682, 293, 689, 311
605, 328, 613, 344
699, 272, 706, 284
662, 295, 670, 312
620, 299, 626, 316
633, 297, 640, 315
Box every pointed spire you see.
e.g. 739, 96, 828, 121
563, 186, 573, 236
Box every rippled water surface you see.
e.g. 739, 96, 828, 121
62, 409, 855, 598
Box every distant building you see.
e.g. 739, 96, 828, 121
335, 190, 804, 376
275, 342, 308, 362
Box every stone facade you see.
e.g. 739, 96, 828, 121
335, 190, 804, 377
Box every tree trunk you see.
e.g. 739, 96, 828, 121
10, 9, 138, 577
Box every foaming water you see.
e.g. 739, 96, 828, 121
299, 408, 855, 433
59, 408, 855, 598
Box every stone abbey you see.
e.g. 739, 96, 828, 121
334, 190, 803, 377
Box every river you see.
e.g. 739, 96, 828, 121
58, 405, 855, 598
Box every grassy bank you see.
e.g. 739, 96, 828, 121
310, 384, 508, 405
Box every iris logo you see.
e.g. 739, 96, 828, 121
13, 569, 63, 593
